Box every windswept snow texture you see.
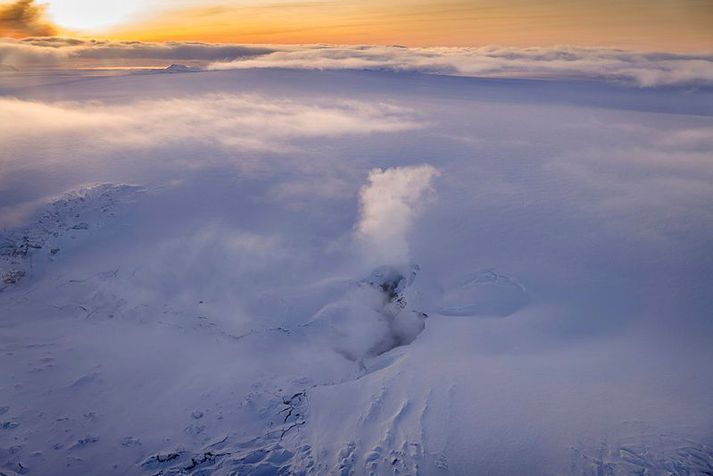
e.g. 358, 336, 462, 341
1, 67, 712, 475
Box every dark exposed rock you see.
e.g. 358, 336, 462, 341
2, 270, 25, 285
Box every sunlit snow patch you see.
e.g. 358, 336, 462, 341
0, 184, 143, 291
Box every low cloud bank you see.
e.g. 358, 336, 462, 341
0, 37, 273, 68
209, 45, 713, 87
1, 38, 711, 87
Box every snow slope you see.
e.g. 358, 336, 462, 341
1, 68, 712, 475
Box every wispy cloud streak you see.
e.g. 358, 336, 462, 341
0, 94, 422, 153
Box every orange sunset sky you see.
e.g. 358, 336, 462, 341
0, 0, 712, 51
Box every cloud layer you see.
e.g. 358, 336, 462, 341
210, 45, 713, 87
0, 37, 273, 68
2, 38, 712, 87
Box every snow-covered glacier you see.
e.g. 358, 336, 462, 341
1, 68, 712, 475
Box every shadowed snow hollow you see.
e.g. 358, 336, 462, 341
439, 269, 529, 317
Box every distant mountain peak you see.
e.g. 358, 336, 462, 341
164, 63, 198, 73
